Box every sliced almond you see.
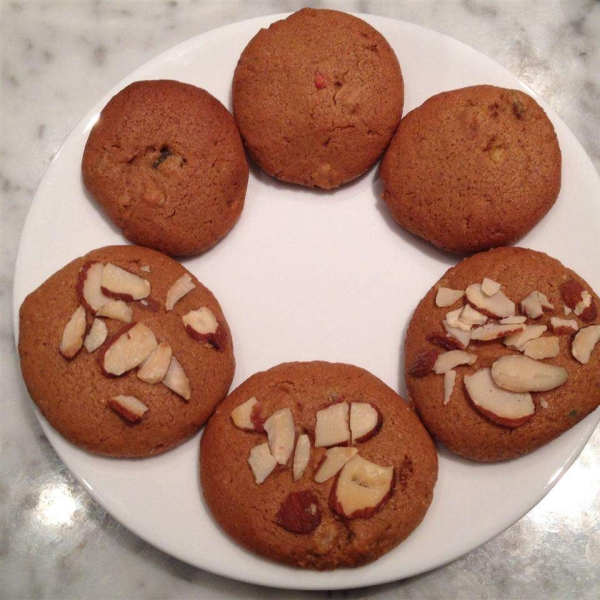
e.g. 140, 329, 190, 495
182, 307, 224, 350
445, 307, 469, 331
522, 337, 560, 360
100, 323, 157, 376
550, 317, 578, 335
435, 287, 464, 307
349, 403, 382, 443
504, 325, 547, 350
231, 397, 260, 432
426, 331, 465, 350
442, 321, 472, 348
276, 491, 321, 534
314, 402, 350, 448
96, 300, 133, 323
137, 342, 172, 384
538, 292, 554, 311
574, 290, 593, 316
458, 304, 488, 328
464, 368, 534, 428
83, 318, 108, 353
481, 278, 501, 296
264, 408, 295, 465
559, 279, 584, 310
292, 434, 311, 481
571, 325, 600, 364
60, 305, 87, 359
162, 356, 191, 401
182, 307, 217, 334
329, 455, 394, 519
471, 322, 526, 341
314, 447, 358, 483
564, 305, 573, 315
77, 262, 111, 312
433, 350, 477, 374
101, 263, 150, 301
500, 316, 527, 324
140, 265, 151, 273
407, 349, 439, 377
521, 291, 544, 319
560, 281, 597, 321
165, 274, 196, 311
491, 355, 568, 392
443, 370, 456, 405
465, 283, 515, 318
248, 443, 277, 484
107, 395, 148, 422
521, 290, 554, 319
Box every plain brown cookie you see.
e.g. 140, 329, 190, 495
200, 362, 438, 570
19, 245, 235, 457
380, 85, 561, 254
232, 9, 404, 189
82, 80, 248, 256
405, 247, 599, 462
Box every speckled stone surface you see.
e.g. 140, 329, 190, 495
1, 1, 599, 598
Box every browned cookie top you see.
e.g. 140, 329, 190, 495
233, 9, 404, 189
405, 247, 599, 462
381, 86, 561, 254
19, 245, 235, 457
200, 361, 437, 570
82, 80, 248, 256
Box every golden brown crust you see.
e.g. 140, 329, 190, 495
201, 361, 438, 569
18, 245, 235, 457
381, 86, 561, 254
404, 247, 600, 462
82, 80, 248, 256
233, 8, 404, 189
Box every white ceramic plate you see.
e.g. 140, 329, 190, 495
13, 13, 600, 590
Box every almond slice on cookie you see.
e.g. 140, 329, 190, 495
108, 395, 149, 423
101, 263, 150, 301
165, 274, 196, 311
162, 356, 191, 401
60, 305, 87, 359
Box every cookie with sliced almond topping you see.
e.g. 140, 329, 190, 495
405, 246, 600, 462
200, 361, 437, 569
18, 244, 235, 457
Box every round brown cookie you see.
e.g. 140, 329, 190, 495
18, 245, 235, 457
200, 361, 438, 570
380, 85, 561, 254
405, 247, 599, 462
82, 80, 248, 256
232, 8, 404, 189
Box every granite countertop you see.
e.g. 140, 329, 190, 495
1, 1, 599, 598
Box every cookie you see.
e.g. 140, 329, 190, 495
232, 8, 404, 189
18, 245, 235, 457
404, 247, 599, 462
82, 80, 248, 256
200, 361, 438, 569
380, 85, 561, 254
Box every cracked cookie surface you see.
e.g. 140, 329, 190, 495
82, 80, 248, 256
232, 9, 404, 189
380, 85, 561, 254
200, 361, 437, 569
